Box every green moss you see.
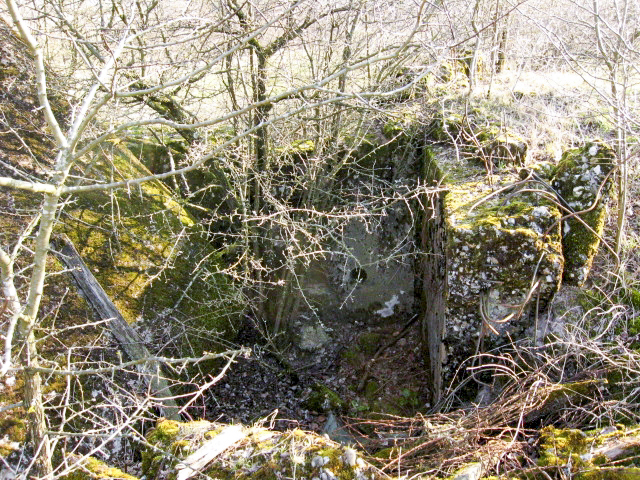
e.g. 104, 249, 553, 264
148, 419, 182, 444
60, 141, 240, 356
0, 416, 26, 444
547, 380, 606, 404
364, 380, 380, 402
465, 125, 528, 169
382, 106, 421, 138
397, 388, 420, 410
631, 317, 640, 337
288, 139, 315, 155
142, 419, 187, 477
203, 465, 236, 479
537, 426, 589, 472
309, 447, 359, 480
357, 332, 382, 355
373, 446, 400, 460
541, 426, 589, 452
575, 467, 640, 479
0, 413, 26, 457
625, 289, 640, 311
305, 383, 346, 412
125, 137, 188, 175
579, 289, 608, 311
341, 349, 359, 366
536, 424, 640, 478
428, 113, 464, 142
63, 456, 139, 480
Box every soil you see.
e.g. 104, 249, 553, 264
202, 312, 428, 434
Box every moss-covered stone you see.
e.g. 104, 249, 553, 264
535, 425, 640, 479
552, 142, 615, 285
62, 456, 139, 480
142, 420, 384, 480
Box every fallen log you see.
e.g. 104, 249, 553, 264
51, 234, 182, 421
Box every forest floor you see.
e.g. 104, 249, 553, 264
203, 311, 427, 437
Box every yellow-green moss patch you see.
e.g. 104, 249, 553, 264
62, 456, 139, 480
60, 141, 241, 356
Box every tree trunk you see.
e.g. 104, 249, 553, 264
20, 191, 61, 477
495, 28, 508, 73
23, 351, 52, 477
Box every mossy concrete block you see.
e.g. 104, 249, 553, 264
423, 141, 613, 392
552, 142, 615, 285
59, 142, 241, 356
143, 419, 385, 480
443, 182, 563, 379
422, 146, 564, 390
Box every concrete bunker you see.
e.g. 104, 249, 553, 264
293, 127, 614, 408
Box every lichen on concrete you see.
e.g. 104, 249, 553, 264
551, 142, 615, 285
434, 143, 564, 383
